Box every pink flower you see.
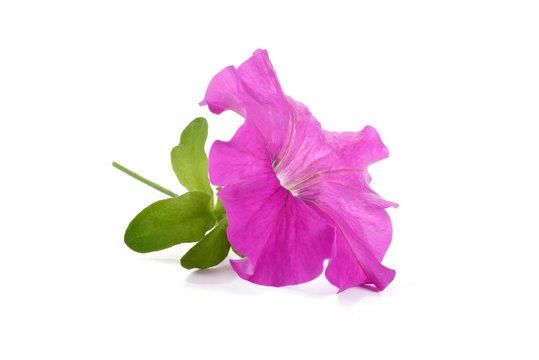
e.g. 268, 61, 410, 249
201, 50, 397, 292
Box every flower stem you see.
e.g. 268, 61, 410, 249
112, 161, 179, 197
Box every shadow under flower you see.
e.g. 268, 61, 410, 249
337, 285, 384, 308
142, 248, 185, 266
144, 256, 180, 265
283, 277, 336, 298
145, 252, 390, 300
183, 262, 261, 296
185, 264, 237, 285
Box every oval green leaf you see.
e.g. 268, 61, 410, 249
180, 219, 230, 269
125, 192, 215, 253
171, 118, 213, 197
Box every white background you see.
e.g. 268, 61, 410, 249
1, 1, 538, 359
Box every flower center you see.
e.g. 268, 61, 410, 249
276, 169, 322, 198
276, 172, 300, 196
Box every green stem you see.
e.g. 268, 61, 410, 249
112, 161, 178, 197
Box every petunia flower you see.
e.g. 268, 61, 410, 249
201, 50, 397, 292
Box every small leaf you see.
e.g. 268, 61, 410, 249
171, 118, 213, 197
180, 219, 230, 269
125, 192, 215, 253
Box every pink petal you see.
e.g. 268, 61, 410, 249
295, 125, 397, 291
203, 50, 396, 291
307, 170, 396, 291
208, 99, 335, 287
325, 234, 395, 292
199, 66, 245, 116
325, 125, 391, 170
219, 178, 335, 287
202, 49, 293, 161
209, 122, 273, 187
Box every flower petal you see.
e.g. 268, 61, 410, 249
209, 122, 273, 187
307, 171, 396, 291
203, 50, 396, 291
325, 233, 395, 292
202, 49, 293, 161
219, 179, 335, 287
199, 66, 245, 116
325, 125, 391, 169
209, 116, 335, 287
299, 126, 397, 291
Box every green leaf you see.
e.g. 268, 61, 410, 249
180, 219, 230, 269
171, 118, 213, 197
125, 192, 215, 253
